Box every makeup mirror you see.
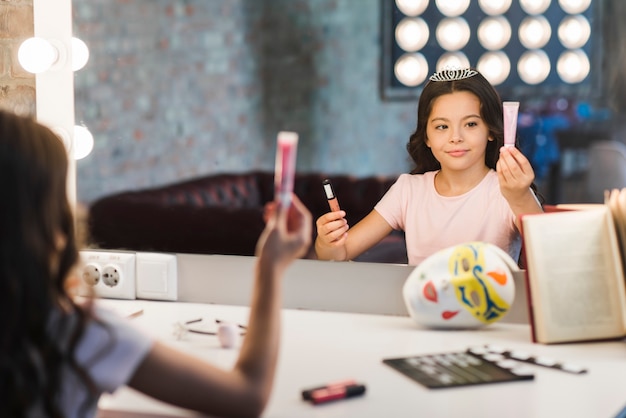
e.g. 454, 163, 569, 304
72, 0, 620, 260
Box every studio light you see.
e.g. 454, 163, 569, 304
479, 0, 512, 15
395, 18, 429, 52
435, 0, 470, 17
519, 16, 551, 49
436, 52, 470, 73
394, 53, 429, 87
382, 0, 600, 99
477, 16, 512, 51
558, 15, 591, 49
519, 0, 551, 15
436, 18, 471, 51
477, 51, 511, 86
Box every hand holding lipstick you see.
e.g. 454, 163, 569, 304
496, 146, 544, 227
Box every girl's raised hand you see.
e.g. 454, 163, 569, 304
314, 210, 349, 261
497, 146, 543, 225
496, 146, 535, 201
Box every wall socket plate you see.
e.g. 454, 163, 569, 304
79, 250, 137, 300
136, 252, 178, 301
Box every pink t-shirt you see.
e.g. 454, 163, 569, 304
375, 170, 520, 266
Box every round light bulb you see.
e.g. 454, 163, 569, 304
519, 0, 551, 15
395, 18, 429, 52
435, 0, 470, 17
18, 37, 58, 74
74, 125, 94, 160
478, 16, 512, 51
558, 0, 592, 14
558, 15, 591, 49
557, 49, 590, 84
476, 51, 511, 86
436, 52, 470, 73
72, 37, 90, 71
517, 50, 551, 85
519, 16, 552, 49
394, 53, 428, 87
436, 18, 471, 51
479, 0, 513, 15
395, 0, 429, 16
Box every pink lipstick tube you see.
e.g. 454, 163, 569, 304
503, 101, 519, 147
274, 131, 299, 208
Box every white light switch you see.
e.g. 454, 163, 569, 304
136, 253, 177, 301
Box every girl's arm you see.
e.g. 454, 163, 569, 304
128, 195, 311, 418
496, 146, 544, 229
315, 209, 393, 261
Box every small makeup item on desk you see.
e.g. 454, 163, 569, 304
302, 380, 366, 405
503, 101, 519, 147
322, 179, 341, 212
274, 131, 299, 209
383, 349, 534, 389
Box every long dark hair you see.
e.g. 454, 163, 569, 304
406, 69, 504, 174
0, 111, 91, 416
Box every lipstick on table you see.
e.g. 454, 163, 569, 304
310, 384, 366, 405
274, 131, 299, 208
503, 101, 519, 148
301, 379, 356, 401
322, 179, 341, 212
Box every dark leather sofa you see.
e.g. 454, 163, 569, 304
86, 171, 408, 264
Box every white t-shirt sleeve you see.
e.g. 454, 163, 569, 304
76, 305, 154, 393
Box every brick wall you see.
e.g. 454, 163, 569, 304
0, 0, 35, 116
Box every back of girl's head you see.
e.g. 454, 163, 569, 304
407, 68, 504, 173
0, 110, 79, 415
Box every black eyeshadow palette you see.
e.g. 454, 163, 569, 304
383, 348, 534, 389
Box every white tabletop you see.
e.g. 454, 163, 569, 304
96, 299, 626, 418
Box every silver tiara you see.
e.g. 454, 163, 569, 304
429, 67, 478, 82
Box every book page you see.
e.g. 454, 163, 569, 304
523, 207, 626, 343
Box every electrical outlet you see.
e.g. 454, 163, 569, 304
79, 250, 136, 300
82, 263, 102, 286
136, 252, 178, 301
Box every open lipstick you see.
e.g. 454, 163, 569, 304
322, 179, 341, 212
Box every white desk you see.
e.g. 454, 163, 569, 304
97, 298, 626, 418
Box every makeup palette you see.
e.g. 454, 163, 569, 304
383, 348, 534, 389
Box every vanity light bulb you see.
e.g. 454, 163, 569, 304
73, 125, 94, 160
71, 37, 90, 71
18, 37, 59, 74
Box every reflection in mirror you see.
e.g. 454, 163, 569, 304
73, 0, 413, 261
72, 1, 623, 261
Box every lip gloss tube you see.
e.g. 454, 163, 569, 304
274, 131, 299, 208
503, 101, 519, 147
310, 384, 366, 405
322, 179, 341, 212
301, 379, 357, 400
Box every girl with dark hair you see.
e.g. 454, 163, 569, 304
315, 68, 543, 266
0, 110, 312, 417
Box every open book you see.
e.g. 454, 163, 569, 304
521, 193, 626, 344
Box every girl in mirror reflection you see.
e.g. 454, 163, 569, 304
315, 68, 543, 266
0, 110, 311, 418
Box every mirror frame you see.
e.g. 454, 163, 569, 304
33, 0, 76, 207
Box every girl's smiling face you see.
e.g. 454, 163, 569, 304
425, 91, 491, 173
